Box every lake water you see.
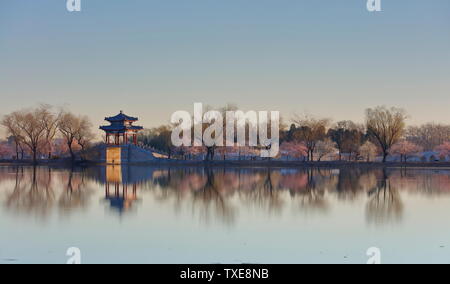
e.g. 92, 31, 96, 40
1, 165, 450, 264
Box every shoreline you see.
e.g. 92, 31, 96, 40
2, 159, 450, 169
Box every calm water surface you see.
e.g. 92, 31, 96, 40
1, 165, 450, 264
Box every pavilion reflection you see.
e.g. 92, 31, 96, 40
100, 165, 152, 214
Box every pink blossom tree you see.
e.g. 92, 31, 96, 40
389, 141, 423, 163
435, 142, 450, 160
280, 142, 308, 161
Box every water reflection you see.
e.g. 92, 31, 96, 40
1, 166, 94, 219
103, 165, 141, 214
365, 169, 402, 225
1, 166, 450, 225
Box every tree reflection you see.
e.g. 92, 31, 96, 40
292, 169, 329, 213
365, 169, 403, 226
190, 169, 235, 225
4, 167, 55, 217
58, 168, 94, 213
238, 169, 284, 214
2, 166, 450, 226
2, 166, 93, 219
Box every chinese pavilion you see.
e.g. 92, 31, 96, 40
100, 111, 143, 145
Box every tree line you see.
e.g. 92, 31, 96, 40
1, 105, 95, 164
138, 105, 450, 163
2, 104, 450, 164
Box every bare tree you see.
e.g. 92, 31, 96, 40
292, 115, 331, 161
75, 116, 94, 152
2, 109, 47, 164
2, 116, 24, 160
190, 104, 237, 161
366, 106, 407, 163
58, 112, 82, 162
328, 120, 365, 161
406, 123, 450, 151
39, 104, 60, 159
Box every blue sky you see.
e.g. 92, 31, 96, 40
1, 0, 449, 130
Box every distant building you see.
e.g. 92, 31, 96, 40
414, 151, 449, 162
384, 151, 449, 163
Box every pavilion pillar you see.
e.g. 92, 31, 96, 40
133, 134, 137, 145
115, 183, 119, 196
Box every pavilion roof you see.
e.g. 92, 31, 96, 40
105, 111, 138, 122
